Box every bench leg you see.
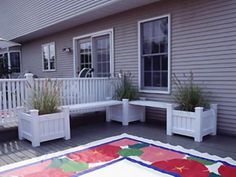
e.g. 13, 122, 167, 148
106, 107, 111, 122
140, 106, 146, 122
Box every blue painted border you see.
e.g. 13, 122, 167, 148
0, 136, 235, 175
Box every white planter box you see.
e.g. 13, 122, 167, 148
17, 107, 70, 147
106, 99, 145, 126
166, 104, 217, 142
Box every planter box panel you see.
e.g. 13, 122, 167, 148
109, 105, 122, 122
173, 110, 195, 132
172, 128, 195, 137
128, 105, 144, 122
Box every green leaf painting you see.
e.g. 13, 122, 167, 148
129, 143, 149, 149
118, 148, 143, 157
49, 158, 88, 172
187, 156, 215, 165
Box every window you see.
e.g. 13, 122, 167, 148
74, 29, 113, 77
0, 51, 21, 73
42, 42, 56, 71
139, 15, 170, 93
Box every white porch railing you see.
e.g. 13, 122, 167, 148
0, 79, 27, 126
0, 74, 119, 127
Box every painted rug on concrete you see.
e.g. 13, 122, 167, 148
0, 134, 235, 177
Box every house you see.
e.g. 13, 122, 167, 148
0, 0, 236, 136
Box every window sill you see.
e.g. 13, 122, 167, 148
139, 89, 170, 94
42, 70, 56, 72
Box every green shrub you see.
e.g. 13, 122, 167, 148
172, 71, 209, 112
31, 79, 60, 115
113, 72, 138, 101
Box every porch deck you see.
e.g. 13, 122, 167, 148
0, 113, 235, 167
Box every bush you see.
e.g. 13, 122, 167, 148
31, 79, 60, 115
172, 71, 209, 112
113, 72, 138, 101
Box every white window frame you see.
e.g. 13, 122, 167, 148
41, 42, 56, 72
0, 49, 22, 73
138, 14, 171, 94
72, 28, 114, 77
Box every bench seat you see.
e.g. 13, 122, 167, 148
64, 100, 122, 112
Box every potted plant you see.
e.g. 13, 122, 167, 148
167, 72, 217, 142
17, 79, 70, 147
107, 72, 144, 125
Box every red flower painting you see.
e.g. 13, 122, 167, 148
152, 159, 209, 177
2, 160, 52, 176
67, 144, 121, 163
218, 164, 236, 177
109, 139, 138, 147
25, 168, 74, 177
140, 146, 185, 163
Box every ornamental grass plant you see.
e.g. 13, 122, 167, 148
31, 79, 60, 115
113, 72, 138, 101
172, 71, 210, 112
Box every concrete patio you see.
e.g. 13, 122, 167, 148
0, 112, 235, 167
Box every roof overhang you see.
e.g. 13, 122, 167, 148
14, 0, 159, 42
0, 38, 21, 49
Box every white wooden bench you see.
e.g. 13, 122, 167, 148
63, 100, 122, 121
63, 99, 171, 129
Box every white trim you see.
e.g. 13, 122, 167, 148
72, 28, 114, 77
41, 42, 56, 72
138, 14, 171, 94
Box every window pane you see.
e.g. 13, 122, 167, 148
162, 55, 168, 71
144, 56, 152, 71
93, 34, 110, 77
10, 52, 21, 73
0, 54, 9, 73
2, 53, 8, 69
43, 45, 49, 70
79, 40, 92, 73
142, 22, 153, 40
153, 56, 161, 71
142, 40, 152, 54
144, 72, 152, 87
49, 44, 55, 70
161, 72, 168, 87
153, 72, 161, 87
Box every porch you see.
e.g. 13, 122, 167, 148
0, 115, 235, 167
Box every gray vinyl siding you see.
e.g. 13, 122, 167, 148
0, 0, 116, 40
20, 0, 236, 135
